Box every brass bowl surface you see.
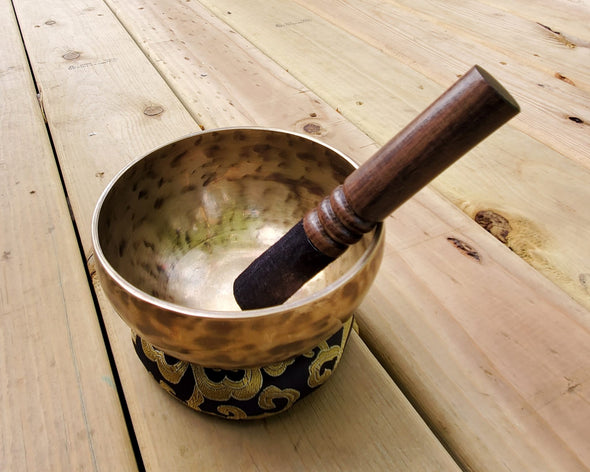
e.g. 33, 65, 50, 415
92, 127, 384, 368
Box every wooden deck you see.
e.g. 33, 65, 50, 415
2, 0, 589, 470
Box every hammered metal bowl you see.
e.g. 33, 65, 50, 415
92, 127, 384, 369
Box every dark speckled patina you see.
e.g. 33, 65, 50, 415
92, 127, 384, 369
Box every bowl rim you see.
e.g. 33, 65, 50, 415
91, 126, 384, 320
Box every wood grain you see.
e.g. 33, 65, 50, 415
281, 0, 590, 311
358, 189, 590, 471
235, 66, 520, 308
191, 0, 590, 469
298, 0, 590, 165
11, 0, 199, 255
476, 0, 590, 47
12, 0, 460, 469
10, 0, 590, 469
197, 0, 590, 311
105, 0, 378, 156
0, 0, 137, 470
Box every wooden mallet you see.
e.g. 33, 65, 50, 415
234, 65, 520, 310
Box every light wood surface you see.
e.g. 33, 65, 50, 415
8, 0, 460, 470
115, 0, 589, 469
290, 0, 590, 307
4, 0, 590, 470
0, 0, 137, 470
198, 0, 590, 313
190, 1, 590, 469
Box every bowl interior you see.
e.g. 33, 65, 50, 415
96, 128, 375, 312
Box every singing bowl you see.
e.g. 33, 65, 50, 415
92, 127, 384, 369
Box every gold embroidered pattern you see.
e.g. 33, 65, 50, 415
307, 317, 353, 388
141, 337, 189, 384
186, 385, 205, 411
192, 366, 263, 402
258, 385, 300, 411
133, 316, 354, 419
307, 342, 342, 388
262, 358, 295, 377
159, 380, 176, 396
217, 405, 248, 420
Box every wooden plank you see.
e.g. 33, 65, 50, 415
13, 0, 460, 470
479, 0, 590, 44
358, 190, 590, 471
105, 0, 376, 154
11, 0, 199, 254
0, 0, 137, 470
288, 0, 590, 307
105, 0, 590, 469
95, 304, 462, 471
196, 0, 590, 315
156, 0, 590, 470
293, 0, 590, 159
205, 0, 590, 167
381, 0, 590, 91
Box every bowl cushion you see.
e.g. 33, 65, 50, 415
133, 316, 354, 419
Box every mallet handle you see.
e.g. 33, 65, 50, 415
304, 65, 520, 258
234, 65, 519, 309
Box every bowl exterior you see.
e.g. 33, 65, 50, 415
95, 233, 382, 368
93, 127, 384, 369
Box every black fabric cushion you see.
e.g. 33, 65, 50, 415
133, 316, 354, 419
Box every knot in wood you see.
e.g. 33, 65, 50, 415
62, 51, 80, 60
303, 122, 323, 135
143, 105, 164, 116
474, 210, 511, 244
